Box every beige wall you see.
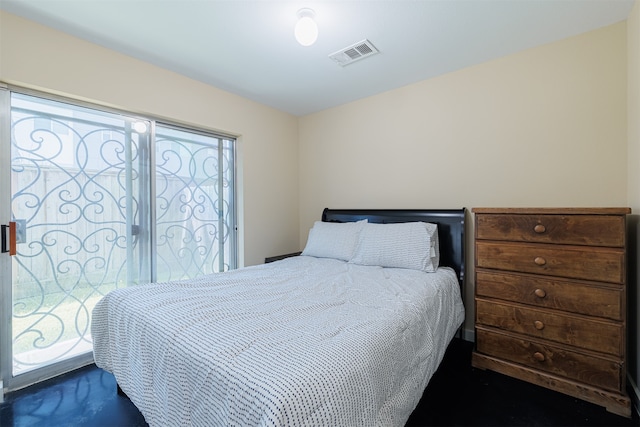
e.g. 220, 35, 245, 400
627, 0, 640, 411
299, 22, 628, 335
0, 11, 300, 267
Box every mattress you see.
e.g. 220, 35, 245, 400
91, 256, 465, 427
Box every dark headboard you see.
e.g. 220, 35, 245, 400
322, 208, 466, 291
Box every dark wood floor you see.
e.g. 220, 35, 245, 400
1, 338, 637, 426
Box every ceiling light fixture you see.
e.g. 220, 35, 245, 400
294, 8, 318, 46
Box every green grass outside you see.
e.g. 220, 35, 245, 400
12, 282, 119, 355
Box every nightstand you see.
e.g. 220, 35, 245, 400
264, 252, 301, 263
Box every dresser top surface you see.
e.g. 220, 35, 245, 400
472, 207, 631, 215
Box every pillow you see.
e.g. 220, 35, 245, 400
350, 222, 440, 272
301, 220, 367, 261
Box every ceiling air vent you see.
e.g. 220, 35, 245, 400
329, 39, 379, 67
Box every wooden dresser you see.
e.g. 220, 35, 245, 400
471, 207, 631, 417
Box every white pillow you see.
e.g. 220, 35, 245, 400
350, 222, 440, 272
301, 220, 367, 261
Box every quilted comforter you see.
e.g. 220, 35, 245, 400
91, 256, 464, 427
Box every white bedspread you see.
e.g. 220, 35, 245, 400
91, 256, 464, 427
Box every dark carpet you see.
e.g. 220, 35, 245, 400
0, 338, 637, 426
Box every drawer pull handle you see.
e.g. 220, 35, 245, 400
534, 257, 546, 266
534, 288, 547, 298
534, 224, 546, 234
533, 352, 546, 362
534, 320, 545, 330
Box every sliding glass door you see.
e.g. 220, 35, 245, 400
0, 87, 236, 392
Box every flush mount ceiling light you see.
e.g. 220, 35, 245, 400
294, 8, 318, 46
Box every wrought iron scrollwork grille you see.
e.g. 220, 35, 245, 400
8, 92, 236, 376
154, 125, 235, 282
10, 94, 147, 373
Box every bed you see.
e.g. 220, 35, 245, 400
91, 208, 466, 427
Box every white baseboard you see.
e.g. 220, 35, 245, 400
629, 373, 640, 418
462, 328, 475, 342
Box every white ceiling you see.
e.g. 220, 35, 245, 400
0, 0, 635, 116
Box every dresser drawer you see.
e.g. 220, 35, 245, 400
475, 214, 625, 247
476, 270, 623, 320
476, 328, 622, 392
476, 299, 623, 356
476, 241, 625, 284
